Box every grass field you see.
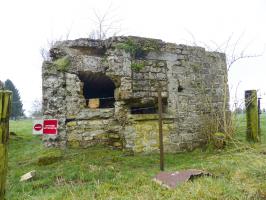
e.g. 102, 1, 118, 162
5, 114, 266, 199
235, 113, 266, 143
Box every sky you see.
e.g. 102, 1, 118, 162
0, 0, 265, 115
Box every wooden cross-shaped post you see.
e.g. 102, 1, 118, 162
157, 84, 164, 171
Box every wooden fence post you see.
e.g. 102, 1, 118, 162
245, 90, 259, 142
258, 97, 262, 137
0, 90, 12, 200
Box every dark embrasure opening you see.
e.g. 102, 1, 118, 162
78, 72, 116, 108
130, 98, 168, 114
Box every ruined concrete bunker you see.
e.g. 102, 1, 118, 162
42, 36, 229, 153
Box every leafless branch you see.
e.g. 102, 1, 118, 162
227, 53, 261, 70
40, 28, 72, 61
184, 28, 198, 46
184, 30, 264, 71
89, 4, 122, 40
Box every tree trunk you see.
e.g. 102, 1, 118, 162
245, 90, 259, 142
0, 91, 12, 200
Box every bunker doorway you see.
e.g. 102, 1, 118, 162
78, 72, 116, 108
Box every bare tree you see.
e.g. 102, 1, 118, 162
184, 31, 264, 71
88, 4, 122, 40
40, 41, 55, 61
40, 28, 72, 61
40, 5, 121, 61
209, 33, 264, 71
29, 99, 42, 118
40, 39, 60, 61
182, 31, 266, 146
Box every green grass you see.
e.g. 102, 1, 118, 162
234, 113, 266, 143
5, 115, 266, 199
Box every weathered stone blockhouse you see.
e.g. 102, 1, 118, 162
42, 36, 229, 153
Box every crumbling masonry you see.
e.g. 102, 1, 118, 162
42, 36, 229, 153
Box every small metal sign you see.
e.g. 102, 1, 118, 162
43, 119, 58, 135
32, 119, 43, 135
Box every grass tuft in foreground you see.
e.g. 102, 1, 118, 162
6, 115, 266, 199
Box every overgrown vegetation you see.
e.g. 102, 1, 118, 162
195, 71, 235, 149
54, 56, 71, 72
130, 61, 145, 71
116, 38, 160, 58
5, 115, 266, 199
116, 38, 160, 71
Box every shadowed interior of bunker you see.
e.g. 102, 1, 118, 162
78, 72, 116, 108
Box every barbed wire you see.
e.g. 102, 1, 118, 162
130, 106, 157, 112
11, 96, 115, 104
12, 96, 159, 112
10, 90, 266, 108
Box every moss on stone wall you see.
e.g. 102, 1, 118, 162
132, 119, 173, 153
66, 121, 77, 127
116, 38, 161, 70
131, 60, 145, 71
132, 39, 161, 59
54, 56, 71, 72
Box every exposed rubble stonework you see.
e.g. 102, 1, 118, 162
42, 36, 229, 153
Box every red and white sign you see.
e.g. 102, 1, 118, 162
32, 120, 44, 135
32, 119, 58, 135
34, 124, 43, 131
43, 119, 58, 135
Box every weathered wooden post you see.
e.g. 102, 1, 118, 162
258, 97, 262, 137
245, 90, 259, 142
0, 90, 12, 200
157, 86, 164, 171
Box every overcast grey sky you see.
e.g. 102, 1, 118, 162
0, 0, 265, 115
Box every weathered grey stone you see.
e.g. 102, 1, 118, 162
76, 108, 114, 120
68, 133, 82, 141
20, 170, 36, 182
82, 130, 105, 137
42, 36, 229, 153
146, 52, 178, 61
109, 133, 120, 139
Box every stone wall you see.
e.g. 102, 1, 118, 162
42, 36, 229, 152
